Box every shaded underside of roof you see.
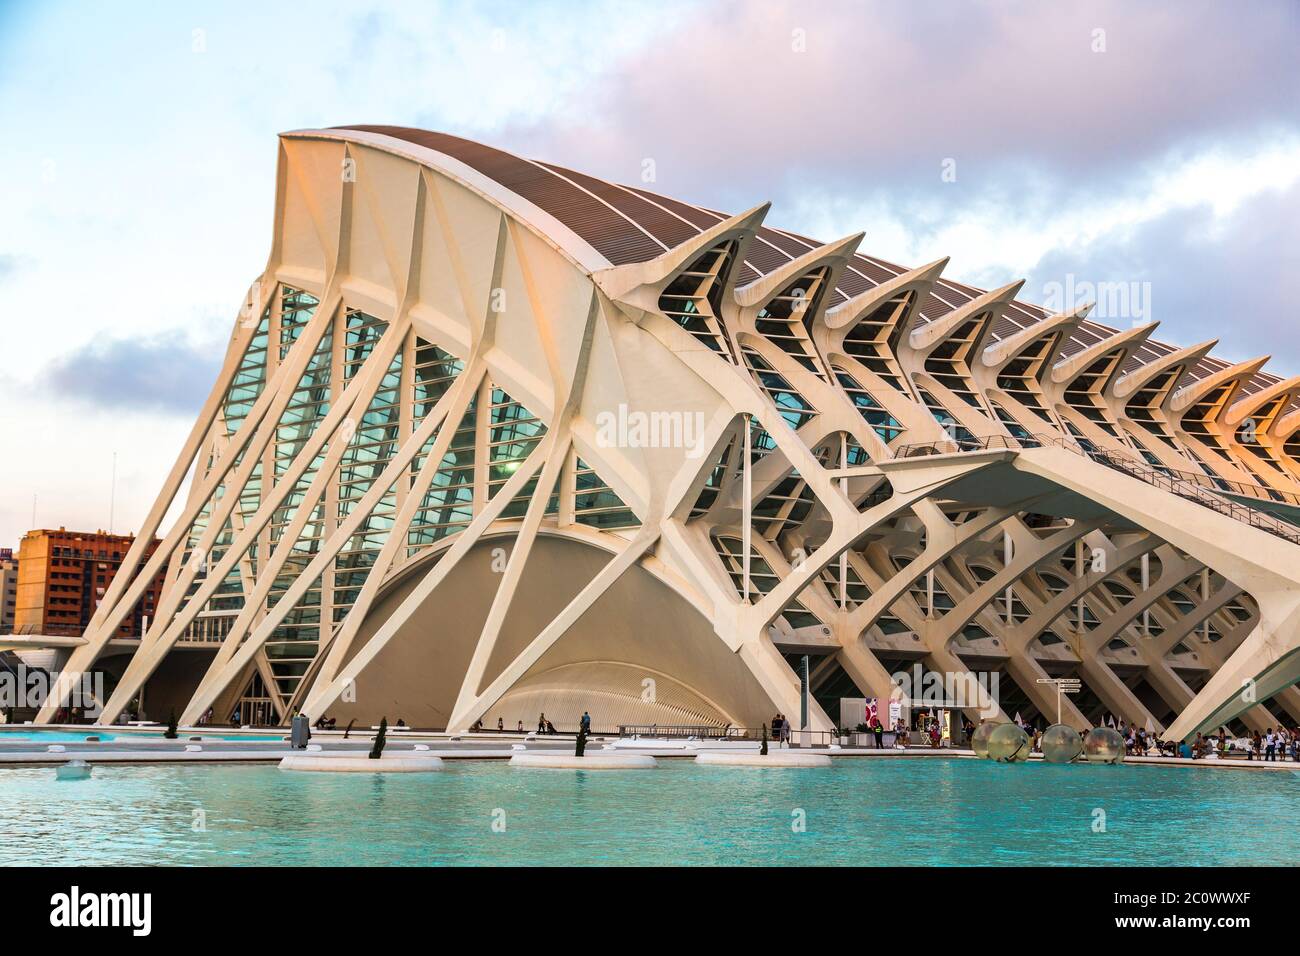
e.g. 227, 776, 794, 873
333, 125, 1274, 395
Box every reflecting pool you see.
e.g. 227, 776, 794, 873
2, 758, 1294, 866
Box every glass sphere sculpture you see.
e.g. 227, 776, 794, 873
1083, 726, 1126, 764
1041, 724, 1083, 763
970, 720, 1001, 759
986, 722, 1031, 762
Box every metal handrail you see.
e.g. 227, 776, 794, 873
617, 724, 737, 739
0, 625, 48, 636
890, 434, 1300, 546
616, 724, 836, 747
1056, 443, 1300, 546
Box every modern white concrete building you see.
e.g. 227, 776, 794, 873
36, 127, 1300, 740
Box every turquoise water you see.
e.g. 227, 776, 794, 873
1, 758, 1296, 866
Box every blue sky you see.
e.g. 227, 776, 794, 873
1, 0, 1297, 547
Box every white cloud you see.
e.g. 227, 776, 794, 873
778, 134, 1300, 291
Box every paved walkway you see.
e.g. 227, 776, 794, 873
0, 728, 1296, 771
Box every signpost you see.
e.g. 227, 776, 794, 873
800, 654, 810, 731
1036, 677, 1082, 725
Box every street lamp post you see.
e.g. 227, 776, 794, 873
800, 654, 809, 733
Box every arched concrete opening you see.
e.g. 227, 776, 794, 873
85, 648, 213, 724
134, 649, 213, 724
321, 531, 777, 731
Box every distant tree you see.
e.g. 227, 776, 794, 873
369, 717, 388, 759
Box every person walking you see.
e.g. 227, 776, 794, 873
1264, 728, 1277, 761
580, 711, 591, 734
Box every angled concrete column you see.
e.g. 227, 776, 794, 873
1165, 599, 1300, 739
923, 642, 1008, 725
1141, 658, 1277, 734
1272, 686, 1300, 725
1003, 650, 1090, 730
833, 632, 899, 704
1074, 656, 1163, 731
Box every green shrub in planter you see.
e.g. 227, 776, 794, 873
369, 717, 388, 759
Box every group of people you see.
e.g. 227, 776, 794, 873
769, 713, 792, 742
1110, 721, 1300, 761
891, 716, 944, 749
49, 706, 89, 723
999, 714, 1300, 762
1194, 726, 1300, 761
1013, 717, 1172, 757
530, 712, 592, 735
1095, 720, 1183, 757
451, 713, 601, 735
1242, 727, 1298, 761
850, 716, 921, 749
470, 717, 528, 732
836, 716, 953, 749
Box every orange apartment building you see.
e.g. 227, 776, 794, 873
14, 529, 166, 638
